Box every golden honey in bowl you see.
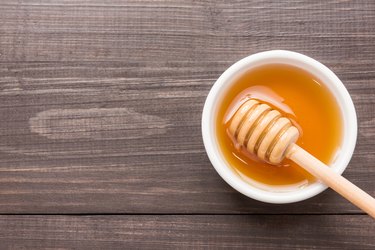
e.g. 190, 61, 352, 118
216, 64, 343, 189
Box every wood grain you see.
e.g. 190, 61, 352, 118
0, 0, 374, 215
0, 215, 373, 249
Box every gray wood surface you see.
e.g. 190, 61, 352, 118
0, 215, 374, 249
0, 0, 374, 248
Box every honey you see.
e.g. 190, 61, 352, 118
216, 64, 343, 189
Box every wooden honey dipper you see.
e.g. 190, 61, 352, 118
229, 99, 375, 218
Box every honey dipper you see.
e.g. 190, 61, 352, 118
229, 99, 375, 218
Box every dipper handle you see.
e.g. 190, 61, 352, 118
229, 99, 375, 219
287, 144, 375, 218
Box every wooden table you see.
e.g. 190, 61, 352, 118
0, 0, 374, 249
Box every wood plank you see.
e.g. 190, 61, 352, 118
0, 1, 373, 213
0, 62, 373, 214
0, 1, 374, 63
0, 215, 373, 249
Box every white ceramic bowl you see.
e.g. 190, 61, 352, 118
202, 50, 357, 204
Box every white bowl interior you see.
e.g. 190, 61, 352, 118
202, 50, 357, 204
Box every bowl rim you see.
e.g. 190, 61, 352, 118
201, 50, 357, 204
